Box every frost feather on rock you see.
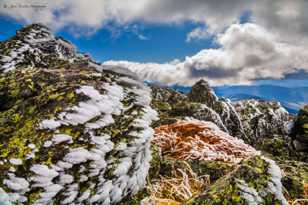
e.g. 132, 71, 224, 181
0, 68, 158, 204
154, 119, 258, 163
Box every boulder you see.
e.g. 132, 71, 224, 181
0, 24, 158, 204
184, 156, 289, 205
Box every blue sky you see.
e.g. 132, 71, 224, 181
61, 23, 215, 63
0, 16, 215, 63
1, 0, 308, 86
0, 10, 253, 63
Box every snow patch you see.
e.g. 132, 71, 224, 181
39, 84, 125, 129
263, 157, 289, 205
9, 158, 22, 165
52, 134, 73, 144
236, 179, 262, 205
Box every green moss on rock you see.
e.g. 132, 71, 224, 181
0, 58, 158, 204
184, 156, 288, 205
279, 160, 308, 199
257, 137, 293, 161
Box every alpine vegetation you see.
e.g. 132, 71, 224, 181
0, 24, 158, 204
0, 24, 307, 205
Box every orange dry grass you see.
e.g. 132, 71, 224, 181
149, 120, 257, 204
147, 161, 210, 204
153, 198, 181, 205
153, 120, 257, 163
290, 199, 308, 205
142, 197, 180, 205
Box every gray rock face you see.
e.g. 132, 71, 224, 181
233, 99, 298, 159
188, 79, 248, 141
233, 100, 291, 142
0, 24, 82, 73
0, 24, 158, 204
188, 79, 218, 107
152, 80, 299, 160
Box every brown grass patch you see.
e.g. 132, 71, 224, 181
153, 120, 258, 163
144, 161, 210, 204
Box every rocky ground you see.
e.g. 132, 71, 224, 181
0, 24, 307, 204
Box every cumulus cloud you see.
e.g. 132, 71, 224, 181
251, 0, 308, 44
103, 23, 308, 86
1, 0, 308, 44
1, 0, 308, 85
0, 0, 247, 32
186, 27, 213, 42
1, 0, 307, 41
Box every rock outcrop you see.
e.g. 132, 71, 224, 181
1, 24, 308, 205
188, 80, 248, 141
0, 24, 158, 204
234, 100, 291, 141
152, 80, 248, 142
0, 24, 81, 73
185, 156, 289, 205
233, 99, 295, 159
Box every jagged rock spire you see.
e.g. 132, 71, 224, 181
188, 79, 218, 107
0, 24, 77, 72
187, 79, 248, 141
16, 23, 51, 38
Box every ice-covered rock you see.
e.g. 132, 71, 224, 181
0, 25, 158, 204
0, 24, 90, 73
184, 156, 289, 205
151, 80, 247, 141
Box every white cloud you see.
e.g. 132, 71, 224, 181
1, 0, 307, 44
1, 0, 308, 85
186, 27, 213, 42
250, 0, 308, 44
103, 23, 308, 86
1, 0, 307, 42
0, 0, 247, 32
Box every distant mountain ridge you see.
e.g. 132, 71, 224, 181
214, 84, 308, 102
169, 84, 308, 113
215, 85, 308, 114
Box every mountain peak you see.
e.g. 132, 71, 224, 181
17, 23, 50, 34
0, 24, 77, 72
189, 79, 218, 105
193, 79, 211, 89
16, 23, 53, 43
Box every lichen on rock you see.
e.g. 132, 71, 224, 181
1, 23, 308, 205
184, 156, 289, 205
0, 24, 159, 204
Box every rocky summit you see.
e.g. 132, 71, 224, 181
0, 24, 307, 205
